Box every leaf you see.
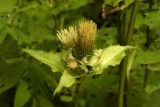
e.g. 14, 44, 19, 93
69, 0, 92, 10
133, 50, 160, 65
89, 45, 132, 74
23, 49, 65, 72
145, 80, 160, 94
0, 26, 8, 44
14, 80, 31, 107
147, 63, 160, 72
135, 13, 143, 29
104, 0, 121, 6
104, 0, 133, 7
54, 70, 76, 95
144, 11, 160, 29
27, 61, 56, 107
0, 61, 26, 95
0, 0, 17, 12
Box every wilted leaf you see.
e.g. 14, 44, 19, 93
54, 70, 76, 95
14, 80, 31, 107
23, 49, 65, 72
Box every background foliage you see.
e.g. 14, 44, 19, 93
0, 0, 160, 107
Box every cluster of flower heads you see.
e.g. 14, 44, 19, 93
57, 20, 97, 59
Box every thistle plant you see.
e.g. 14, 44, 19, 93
23, 20, 133, 106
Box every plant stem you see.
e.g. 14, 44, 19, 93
143, 65, 149, 89
118, 1, 139, 107
73, 78, 82, 107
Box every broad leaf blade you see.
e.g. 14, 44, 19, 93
146, 80, 160, 94
14, 80, 31, 107
89, 45, 132, 74
54, 70, 76, 95
23, 49, 65, 72
133, 50, 160, 65
0, 61, 26, 95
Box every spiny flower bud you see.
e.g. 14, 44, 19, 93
57, 26, 77, 49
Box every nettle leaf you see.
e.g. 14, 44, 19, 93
133, 50, 160, 65
54, 70, 76, 95
14, 80, 31, 107
89, 45, 132, 74
145, 80, 160, 94
23, 49, 65, 72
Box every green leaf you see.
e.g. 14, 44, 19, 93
0, 61, 26, 95
135, 13, 143, 29
89, 45, 132, 74
147, 63, 160, 72
23, 49, 65, 72
14, 80, 31, 107
143, 11, 160, 29
0, 26, 8, 44
54, 70, 76, 95
146, 80, 160, 94
133, 50, 160, 65
69, 0, 92, 10
104, 0, 121, 6
0, 0, 17, 12
26, 61, 56, 107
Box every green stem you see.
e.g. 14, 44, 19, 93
143, 65, 149, 89
118, 1, 139, 107
73, 78, 82, 107
126, 0, 139, 45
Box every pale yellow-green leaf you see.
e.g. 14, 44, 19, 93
23, 49, 65, 72
54, 70, 76, 95
89, 45, 132, 74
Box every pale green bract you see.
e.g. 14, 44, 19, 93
54, 70, 76, 95
88, 45, 132, 74
23, 49, 65, 72
23, 45, 132, 95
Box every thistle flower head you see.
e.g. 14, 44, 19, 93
78, 20, 97, 55
57, 26, 77, 49
57, 20, 97, 60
